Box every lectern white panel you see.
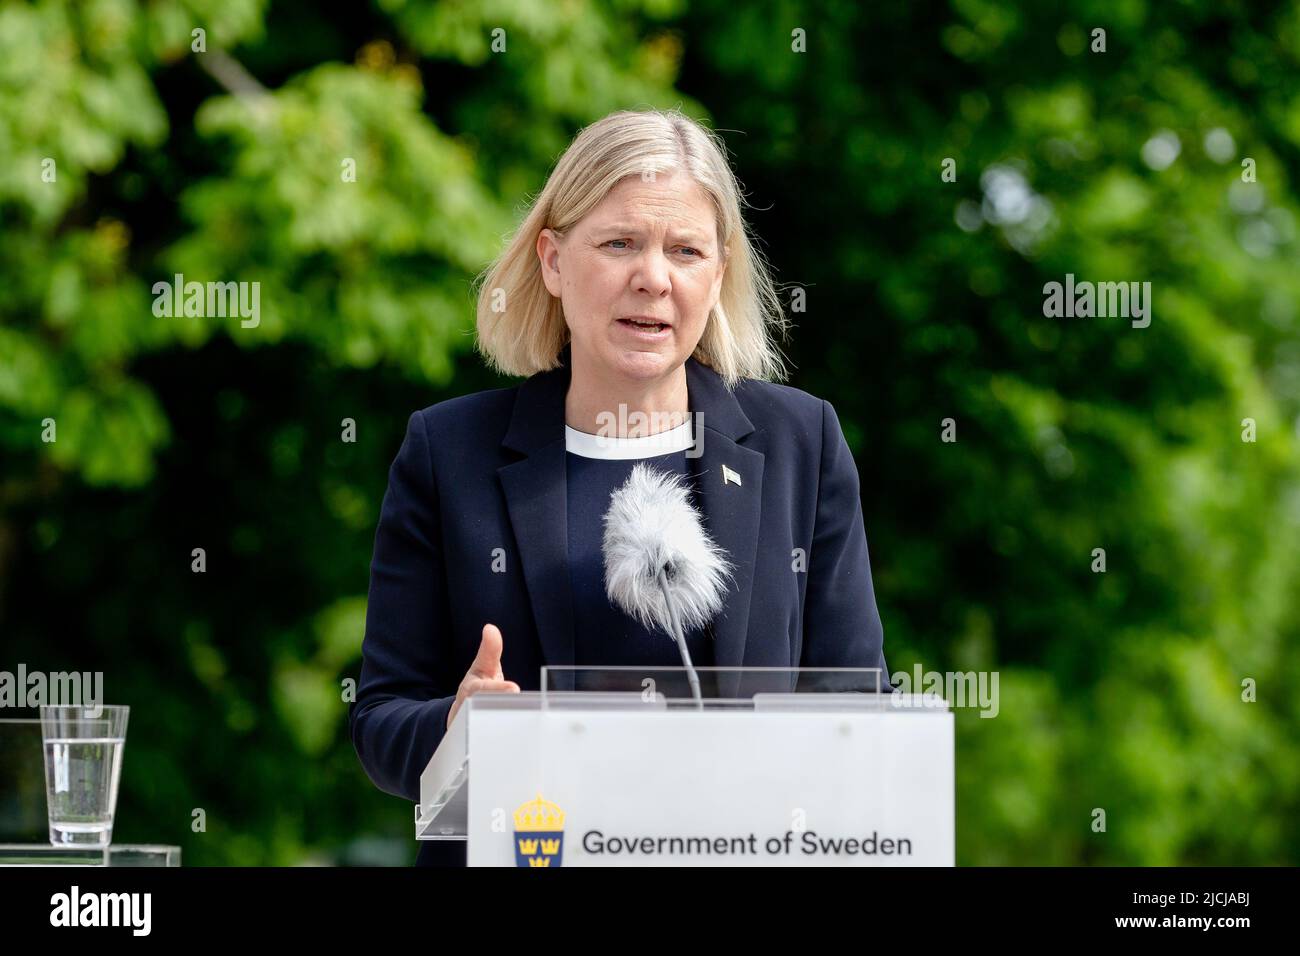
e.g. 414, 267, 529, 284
420, 683, 953, 867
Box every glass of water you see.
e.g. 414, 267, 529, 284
40, 705, 129, 847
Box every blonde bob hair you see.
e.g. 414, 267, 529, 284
473, 108, 789, 390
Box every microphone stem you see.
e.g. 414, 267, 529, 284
656, 567, 704, 709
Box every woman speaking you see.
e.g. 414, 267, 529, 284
349, 109, 890, 866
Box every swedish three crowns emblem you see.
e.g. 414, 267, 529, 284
514, 793, 565, 867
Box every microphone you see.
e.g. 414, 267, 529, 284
602, 463, 735, 705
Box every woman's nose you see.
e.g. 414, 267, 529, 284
632, 247, 672, 295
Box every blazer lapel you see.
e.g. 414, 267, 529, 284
684, 357, 765, 693
498, 353, 575, 690
498, 347, 766, 697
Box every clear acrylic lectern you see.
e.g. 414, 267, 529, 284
417, 667, 953, 866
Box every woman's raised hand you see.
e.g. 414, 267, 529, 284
446, 623, 521, 730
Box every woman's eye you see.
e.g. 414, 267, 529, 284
604, 240, 701, 257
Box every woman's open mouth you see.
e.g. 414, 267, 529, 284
616, 317, 672, 338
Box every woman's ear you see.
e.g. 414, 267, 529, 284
537, 228, 563, 297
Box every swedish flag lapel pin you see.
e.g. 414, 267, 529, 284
722, 464, 742, 487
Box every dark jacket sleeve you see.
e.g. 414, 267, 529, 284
799, 399, 890, 690
349, 409, 457, 803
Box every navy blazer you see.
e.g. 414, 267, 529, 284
349, 346, 889, 818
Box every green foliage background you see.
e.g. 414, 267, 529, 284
1, 0, 1297, 864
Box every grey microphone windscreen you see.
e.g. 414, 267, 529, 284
602, 462, 734, 636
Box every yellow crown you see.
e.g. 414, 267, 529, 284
517, 836, 562, 857
514, 793, 565, 831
